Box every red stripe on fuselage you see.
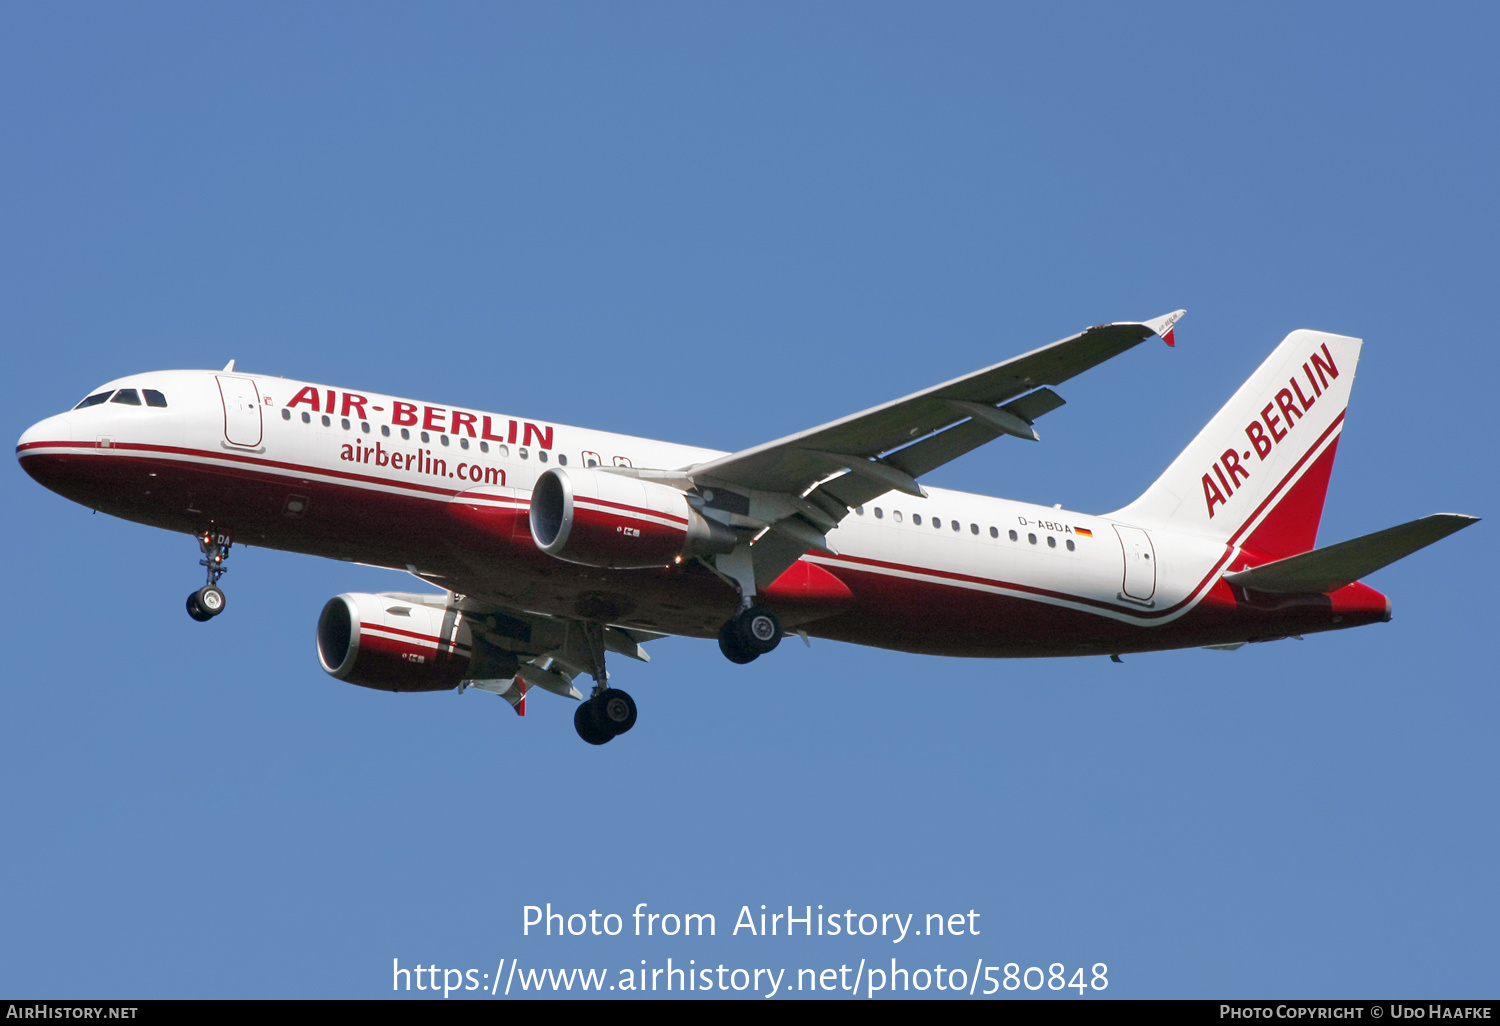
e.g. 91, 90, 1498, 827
16, 414, 1363, 649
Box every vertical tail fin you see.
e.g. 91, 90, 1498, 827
1110, 329, 1362, 560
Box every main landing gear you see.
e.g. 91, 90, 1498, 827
573, 688, 638, 746
186, 530, 231, 622
717, 604, 782, 664
569, 621, 638, 746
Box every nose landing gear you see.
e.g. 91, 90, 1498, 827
186, 529, 231, 622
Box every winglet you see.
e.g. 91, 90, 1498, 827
222, 359, 236, 372
1138, 309, 1186, 347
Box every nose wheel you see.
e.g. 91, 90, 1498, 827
186, 529, 232, 622
186, 585, 226, 621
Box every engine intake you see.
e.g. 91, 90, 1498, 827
529, 467, 736, 569
316, 593, 471, 692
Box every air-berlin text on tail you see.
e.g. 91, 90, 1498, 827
1202, 343, 1340, 519
285, 386, 554, 449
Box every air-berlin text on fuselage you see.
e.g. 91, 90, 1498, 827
1201, 343, 1340, 519
285, 387, 554, 449
338, 438, 505, 486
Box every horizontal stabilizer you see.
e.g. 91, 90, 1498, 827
1224, 514, 1479, 594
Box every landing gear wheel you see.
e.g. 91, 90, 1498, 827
574, 702, 612, 745
591, 688, 637, 736
718, 620, 758, 664
186, 593, 213, 622
739, 605, 781, 655
196, 585, 226, 617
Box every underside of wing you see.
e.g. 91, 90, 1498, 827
391, 582, 664, 712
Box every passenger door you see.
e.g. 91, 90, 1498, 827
217, 376, 263, 447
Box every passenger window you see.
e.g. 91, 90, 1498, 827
934, 518, 943, 530
558, 454, 567, 466
460, 436, 469, 449
361, 421, 371, 434
439, 434, 449, 446
970, 523, 979, 535
912, 514, 922, 526
143, 389, 167, 408
893, 511, 903, 523
1066, 539, 1076, 551
1047, 536, 1056, 548
519, 448, 529, 460
321, 415, 331, 427
421, 431, 430, 443
401, 428, 410, 440
302, 411, 311, 424
538, 450, 548, 463
381, 425, 391, 437
75, 391, 113, 409
1009, 530, 1018, 541
990, 527, 998, 538
953, 521, 961, 532
1028, 533, 1037, 544
479, 441, 489, 453
341, 418, 351, 430
855, 506, 864, 516
281, 409, 291, 421
110, 389, 142, 406
497, 444, 509, 457
874, 507, 884, 519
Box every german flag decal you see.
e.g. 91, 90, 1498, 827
1075, 527, 1093, 538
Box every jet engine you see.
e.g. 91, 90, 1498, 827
529, 467, 737, 569
316, 592, 472, 692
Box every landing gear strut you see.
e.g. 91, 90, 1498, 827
717, 604, 782, 664
186, 529, 231, 622
570, 621, 638, 745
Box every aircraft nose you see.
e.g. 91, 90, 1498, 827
16, 412, 74, 458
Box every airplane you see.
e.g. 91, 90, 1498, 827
15, 312, 1478, 744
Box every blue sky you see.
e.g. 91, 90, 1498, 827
2, 3, 1495, 999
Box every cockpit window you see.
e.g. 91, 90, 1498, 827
75, 391, 113, 409
143, 389, 167, 408
110, 389, 142, 406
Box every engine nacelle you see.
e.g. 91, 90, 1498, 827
529, 467, 737, 569
316, 592, 472, 692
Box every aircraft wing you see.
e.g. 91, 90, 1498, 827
690, 311, 1183, 502
390, 582, 667, 711
682, 312, 1182, 581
